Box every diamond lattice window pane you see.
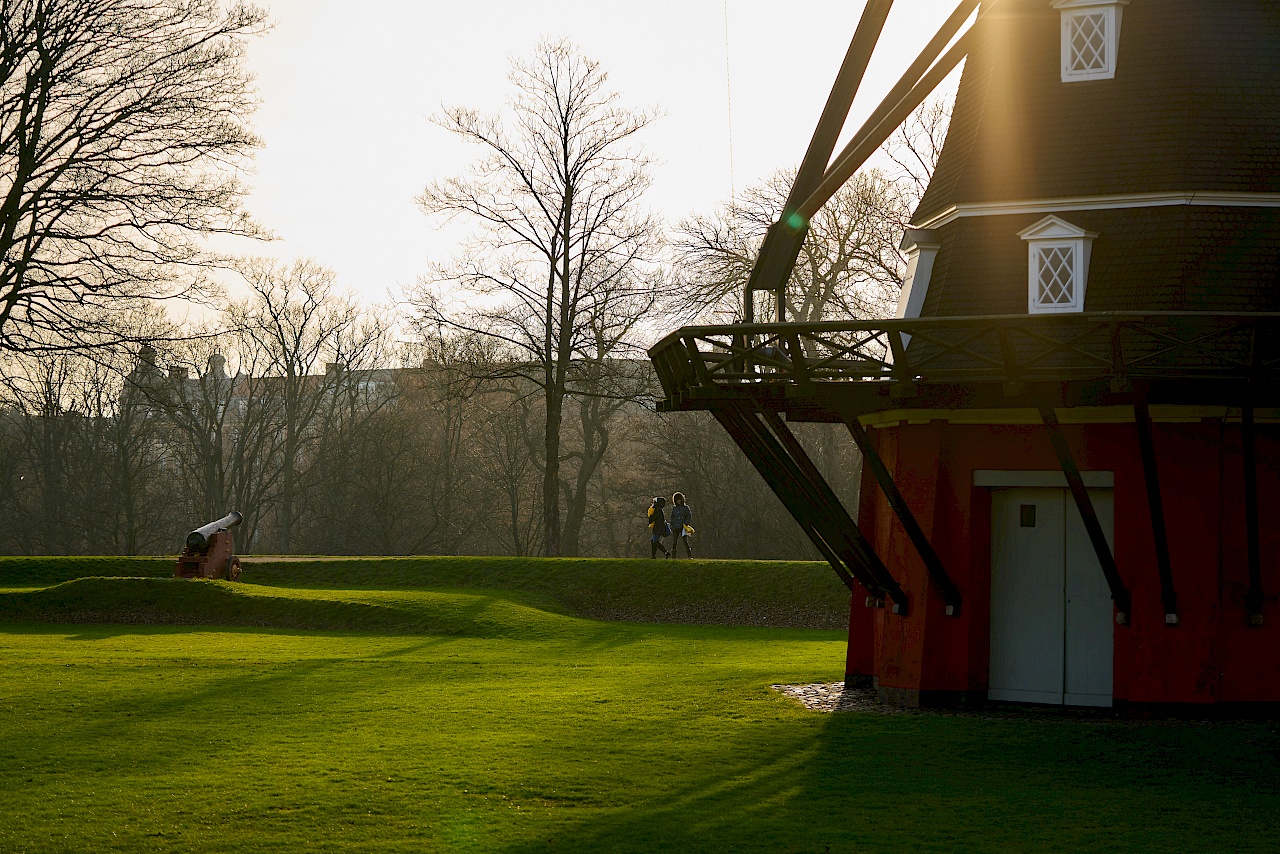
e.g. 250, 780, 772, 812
1037, 246, 1076, 306
1068, 13, 1108, 72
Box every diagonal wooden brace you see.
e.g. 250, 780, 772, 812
1132, 383, 1179, 624
1037, 397, 1131, 624
712, 408, 863, 595
748, 405, 910, 614
1243, 401, 1265, 626
841, 412, 962, 615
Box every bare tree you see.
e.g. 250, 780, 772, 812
76, 352, 173, 553
673, 167, 910, 325
0, 352, 83, 551
229, 257, 380, 552
0, 0, 269, 354
557, 355, 651, 555
302, 331, 488, 557
415, 38, 661, 556
673, 97, 954, 325
883, 94, 952, 204
157, 337, 283, 549
473, 388, 543, 556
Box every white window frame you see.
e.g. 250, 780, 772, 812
1053, 0, 1128, 82
895, 228, 941, 319
1018, 215, 1097, 315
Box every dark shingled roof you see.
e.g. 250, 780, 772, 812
920, 206, 1280, 316
915, 0, 1280, 223
911, 0, 1280, 317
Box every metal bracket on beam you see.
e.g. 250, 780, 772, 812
1037, 396, 1132, 624
841, 412, 962, 615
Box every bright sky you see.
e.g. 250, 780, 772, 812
229, 0, 967, 306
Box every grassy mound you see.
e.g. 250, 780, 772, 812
0, 577, 592, 638
243, 556, 849, 629
0, 556, 173, 586
0, 555, 851, 629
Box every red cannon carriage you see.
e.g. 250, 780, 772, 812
174, 511, 243, 581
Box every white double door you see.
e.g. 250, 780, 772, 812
990, 487, 1114, 707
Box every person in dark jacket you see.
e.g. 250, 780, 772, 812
670, 492, 693, 558
648, 496, 671, 558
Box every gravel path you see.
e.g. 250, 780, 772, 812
769, 682, 1275, 725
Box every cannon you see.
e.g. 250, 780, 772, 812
174, 511, 243, 581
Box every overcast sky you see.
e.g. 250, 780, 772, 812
225, 0, 967, 305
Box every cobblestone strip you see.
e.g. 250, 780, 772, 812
768, 682, 1270, 725
770, 682, 905, 714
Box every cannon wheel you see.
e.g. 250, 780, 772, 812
226, 556, 242, 582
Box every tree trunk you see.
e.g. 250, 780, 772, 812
542, 383, 563, 556
560, 397, 610, 556
280, 437, 295, 553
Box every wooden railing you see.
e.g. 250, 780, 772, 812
649, 312, 1280, 408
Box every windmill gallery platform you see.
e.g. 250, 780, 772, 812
651, 0, 1280, 714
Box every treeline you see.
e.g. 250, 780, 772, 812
0, 18, 932, 559
0, 316, 859, 559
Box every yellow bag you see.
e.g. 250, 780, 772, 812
682, 524, 695, 536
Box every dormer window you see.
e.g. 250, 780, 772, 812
895, 228, 942, 319
1053, 0, 1127, 82
1019, 216, 1098, 314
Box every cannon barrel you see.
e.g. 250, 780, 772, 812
185, 510, 244, 551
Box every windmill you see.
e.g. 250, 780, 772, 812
651, 0, 1280, 713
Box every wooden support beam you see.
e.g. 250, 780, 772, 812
736, 404, 909, 611
744, 0, 895, 321
786, 333, 812, 386
841, 412, 962, 614
747, 404, 911, 612
1037, 397, 1131, 624
887, 328, 916, 392
712, 410, 857, 592
716, 403, 910, 612
797, 0, 998, 221
711, 408, 863, 595
1133, 383, 1178, 624
996, 328, 1026, 397
1242, 400, 1265, 626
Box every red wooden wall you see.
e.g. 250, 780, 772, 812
847, 417, 1280, 707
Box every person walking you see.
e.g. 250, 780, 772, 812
670, 492, 694, 558
647, 496, 671, 558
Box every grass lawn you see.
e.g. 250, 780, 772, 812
0, 561, 1277, 852
0, 554, 852, 629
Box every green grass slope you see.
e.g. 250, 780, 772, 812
0, 556, 173, 586
244, 556, 848, 628
0, 555, 850, 629
0, 577, 594, 639
0, 625, 1275, 853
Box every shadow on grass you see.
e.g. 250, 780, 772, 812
497, 710, 1280, 854
0, 577, 598, 640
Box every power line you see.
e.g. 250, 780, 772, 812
723, 0, 736, 208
